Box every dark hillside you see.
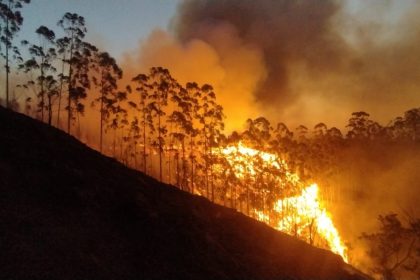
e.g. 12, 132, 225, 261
0, 107, 369, 280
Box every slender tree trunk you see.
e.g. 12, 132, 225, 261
40, 57, 45, 122
142, 102, 147, 174
209, 129, 215, 202
5, 0, 10, 108
57, 54, 65, 127
120, 127, 124, 161
76, 110, 81, 138
158, 112, 162, 182
48, 95, 52, 125
205, 134, 209, 198
134, 141, 137, 169
143, 123, 147, 174
182, 138, 186, 190
99, 71, 104, 152
113, 127, 116, 157
167, 147, 171, 184
210, 150, 214, 201
190, 135, 194, 194
67, 33, 74, 134
176, 152, 180, 188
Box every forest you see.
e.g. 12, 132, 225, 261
1, 1, 419, 279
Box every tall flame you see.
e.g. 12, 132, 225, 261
216, 142, 348, 262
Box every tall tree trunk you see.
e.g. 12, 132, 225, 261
40, 57, 45, 122
67, 32, 74, 134
158, 112, 162, 182
5, 0, 10, 108
143, 118, 147, 174
99, 71, 104, 152
167, 124, 173, 184
133, 141, 138, 169
57, 54, 65, 128
205, 134, 209, 198
5, 42, 9, 108
176, 152, 180, 189
182, 138, 186, 191
190, 135, 194, 194
48, 95, 52, 125
210, 145, 214, 202
113, 127, 116, 157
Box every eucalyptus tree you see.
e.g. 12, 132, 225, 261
402, 108, 420, 141
0, 0, 30, 108
92, 51, 122, 152
132, 73, 152, 174
128, 116, 141, 169
198, 83, 224, 200
72, 41, 98, 136
107, 90, 128, 157
147, 67, 178, 182
168, 85, 193, 190
19, 25, 56, 123
346, 111, 371, 140
272, 122, 294, 160
55, 36, 70, 127
57, 12, 92, 134
184, 81, 201, 193
242, 117, 272, 149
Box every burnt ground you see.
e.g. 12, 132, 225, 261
0, 107, 370, 280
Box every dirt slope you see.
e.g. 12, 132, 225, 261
0, 107, 370, 280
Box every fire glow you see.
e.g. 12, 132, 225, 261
217, 143, 348, 262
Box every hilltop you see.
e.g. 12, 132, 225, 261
0, 107, 369, 280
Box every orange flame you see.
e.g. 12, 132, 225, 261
217, 142, 348, 262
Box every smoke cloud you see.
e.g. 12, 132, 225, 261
172, 0, 420, 128
121, 0, 420, 130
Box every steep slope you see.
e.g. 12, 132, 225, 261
0, 107, 369, 280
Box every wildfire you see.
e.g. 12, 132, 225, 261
216, 142, 348, 262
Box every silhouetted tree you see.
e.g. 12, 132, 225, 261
0, 0, 30, 107
19, 25, 57, 124
92, 51, 122, 152
199, 84, 224, 201
403, 108, 420, 141
148, 67, 178, 182
169, 85, 192, 190
184, 82, 201, 193
132, 73, 152, 174
57, 12, 89, 134
55, 36, 70, 127
361, 214, 420, 280
346, 111, 371, 140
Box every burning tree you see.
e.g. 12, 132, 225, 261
214, 142, 348, 261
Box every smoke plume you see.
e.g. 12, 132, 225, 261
122, 0, 420, 130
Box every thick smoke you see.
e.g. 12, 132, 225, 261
174, 0, 345, 104
167, 0, 420, 129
